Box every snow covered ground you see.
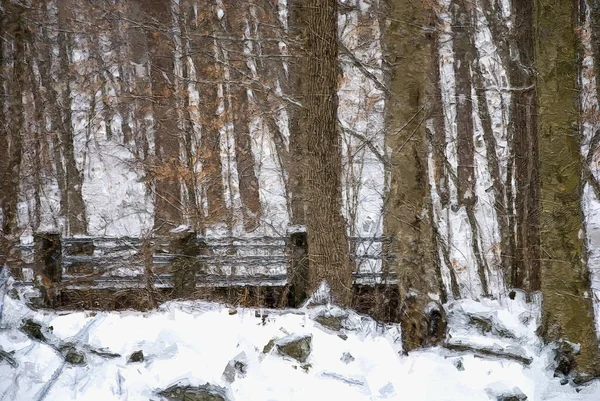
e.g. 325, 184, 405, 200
0, 279, 599, 401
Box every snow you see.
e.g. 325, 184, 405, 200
2, 280, 600, 400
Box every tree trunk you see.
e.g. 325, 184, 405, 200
57, 0, 87, 235
0, 7, 24, 237
222, 0, 262, 232
536, 0, 600, 378
381, 0, 447, 351
452, 0, 489, 297
191, 1, 227, 225
179, 0, 202, 229
140, 0, 183, 234
288, 1, 308, 226
294, 0, 352, 305
507, 1, 541, 292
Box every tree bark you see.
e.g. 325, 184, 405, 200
508, 1, 541, 292
139, 0, 183, 234
536, 0, 600, 377
293, 0, 352, 305
222, 0, 263, 232
57, 0, 87, 235
288, 1, 308, 226
0, 7, 24, 237
191, 1, 227, 225
452, 0, 489, 297
381, 0, 447, 351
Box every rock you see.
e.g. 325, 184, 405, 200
276, 335, 312, 363
454, 358, 464, 371
468, 314, 515, 339
553, 341, 578, 378
300, 363, 311, 372
485, 383, 527, 401
494, 394, 527, 401
20, 319, 46, 341
379, 382, 396, 397
8, 288, 19, 300
88, 348, 121, 359
222, 352, 247, 383
65, 350, 86, 365
314, 314, 343, 331
128, 350, 144, 363
337, 334, 348, 341
158, 383, 228, 401
321, 372, 365, 387
262, 339, 276, 354
340, 352, 355, 364
228, 309, 237, 315
255, 311, 268, 325
0, 348, 18, 368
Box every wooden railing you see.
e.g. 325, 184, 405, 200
9, 231, 396, 301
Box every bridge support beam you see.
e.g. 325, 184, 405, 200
287, 226, 308, 307
34, 232, 62, 307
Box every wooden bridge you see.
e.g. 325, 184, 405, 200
5, 230, 398, 310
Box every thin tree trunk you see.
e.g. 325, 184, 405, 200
222, 0, 262, 232
250, 0, 292, 217
57, 0, 87, 235
430, 28, 460, 300
140, 0, 182, 234
508, 1, 541, 292
179, 0, 201, 229
452, 0, 489, 297
536, 0, 600, 377
0, 7, 24, 237
288, 1, 307, 226
191, 1, 227, 224
588, 0, 600, 108
0, 6, 25, 277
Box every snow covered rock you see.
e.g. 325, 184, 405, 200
222, 352, 247, 383
0, 347, 17, 368
314, 313, 344, 331
127, 350, 144, 363
63, 349, 86, 366
20, 318, 46, 341
484, 382, 527, 400
275, 334, 312, 363
157, 382, 228, 401
340, 351, 355, 364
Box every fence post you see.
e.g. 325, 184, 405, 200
170, 227, 199, 298
287, 226, 308, 307
33, 232, 62, 306
0, 235, 23, 280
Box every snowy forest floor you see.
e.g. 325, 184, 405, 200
1, 281, 599, 401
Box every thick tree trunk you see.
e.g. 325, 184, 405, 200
381, 0, 447, 351
536, 0, 600, 378
294, 0, 352, 304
